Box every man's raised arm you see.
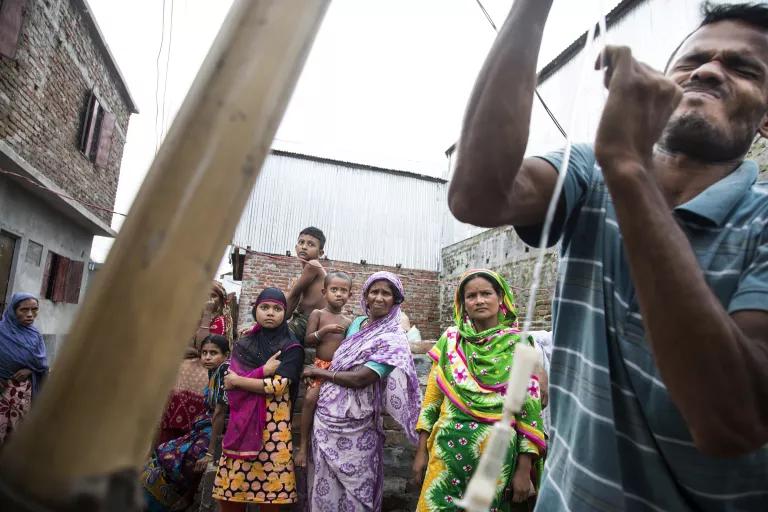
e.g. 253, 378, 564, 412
449, 0, 559, 228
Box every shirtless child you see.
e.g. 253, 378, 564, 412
285, 227, 327, 342
294, 271, 353, 467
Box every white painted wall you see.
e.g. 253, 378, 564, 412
0, 177, 93, 360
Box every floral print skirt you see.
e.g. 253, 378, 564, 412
0, 379, 31, 445
212, 393, 296, 504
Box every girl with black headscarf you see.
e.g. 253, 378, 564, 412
212, 287, 304, 512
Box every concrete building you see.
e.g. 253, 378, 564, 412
0, 0, 136, 358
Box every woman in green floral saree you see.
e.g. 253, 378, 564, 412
412, 269, 546, 511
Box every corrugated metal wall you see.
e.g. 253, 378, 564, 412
232, 152, 446, 270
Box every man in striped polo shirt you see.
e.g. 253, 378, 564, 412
449, 1, 768, 510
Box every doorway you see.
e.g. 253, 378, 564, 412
0, 231, 18, 312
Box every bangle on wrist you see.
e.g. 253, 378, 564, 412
332, 370, 338, 383
314, 331, 321, 342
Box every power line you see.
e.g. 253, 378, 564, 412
473, 0, 567, 139
473, 0, 497, 31
154, 0, 167, 154
160, 0, 175, 140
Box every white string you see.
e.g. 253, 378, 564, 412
518, 7, 607, 347
459, 3, 610, 509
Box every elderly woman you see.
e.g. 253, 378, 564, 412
303, 271, 421, 512
412, 269, 545, 510
0, 292, 48, 445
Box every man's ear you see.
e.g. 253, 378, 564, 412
758, 109, 768, 139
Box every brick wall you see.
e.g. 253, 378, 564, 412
240, 250, 442, 340
440, 226, 558, 332
0, 0, 132, 223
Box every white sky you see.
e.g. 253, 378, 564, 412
88, 0, 619, 262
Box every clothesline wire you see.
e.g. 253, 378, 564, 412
0, 167, 127, 217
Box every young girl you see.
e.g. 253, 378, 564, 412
160, 282, 233, 447
141, 335, 230, 512
212, 287, 304, 512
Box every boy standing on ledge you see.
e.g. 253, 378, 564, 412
286, 227, 327, 342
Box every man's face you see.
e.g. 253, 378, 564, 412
662, 20, 768, 161
295, 234, 322, 260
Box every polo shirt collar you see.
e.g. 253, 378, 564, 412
674, 160, 758, 227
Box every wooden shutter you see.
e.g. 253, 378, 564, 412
0, 0, 26, 59
40, 251, 53, 297
232, 249, 244, 281
52, 256, 70, 303
65, 260, 84, 304
94, 111, 115, 168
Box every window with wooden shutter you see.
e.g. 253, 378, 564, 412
94, 111, 115, 168
79, 90, 116, 167
0, 0, 26, 59
79, 92, 101, 158
51, 256, 70, 303
64, 260, 84, 304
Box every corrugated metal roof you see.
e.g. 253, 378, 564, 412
232, 152, 447, 270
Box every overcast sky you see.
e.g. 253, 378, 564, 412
87, 0, 620, 262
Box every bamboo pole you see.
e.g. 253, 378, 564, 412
0, 0, 330, 505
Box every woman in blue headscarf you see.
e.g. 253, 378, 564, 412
0, 292, 48, 445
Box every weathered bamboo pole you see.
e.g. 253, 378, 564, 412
0, 0, 330, 507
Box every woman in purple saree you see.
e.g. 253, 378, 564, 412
302, 271, 422, 512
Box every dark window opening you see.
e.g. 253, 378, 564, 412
79, 90, 115, 168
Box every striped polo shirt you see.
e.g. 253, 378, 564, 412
520, 144, 768, 511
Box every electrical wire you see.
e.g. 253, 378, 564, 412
473, 0, 498, 31
160, 0, 175, 140
154, 0, 167, 154
474, 0, 567, 139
